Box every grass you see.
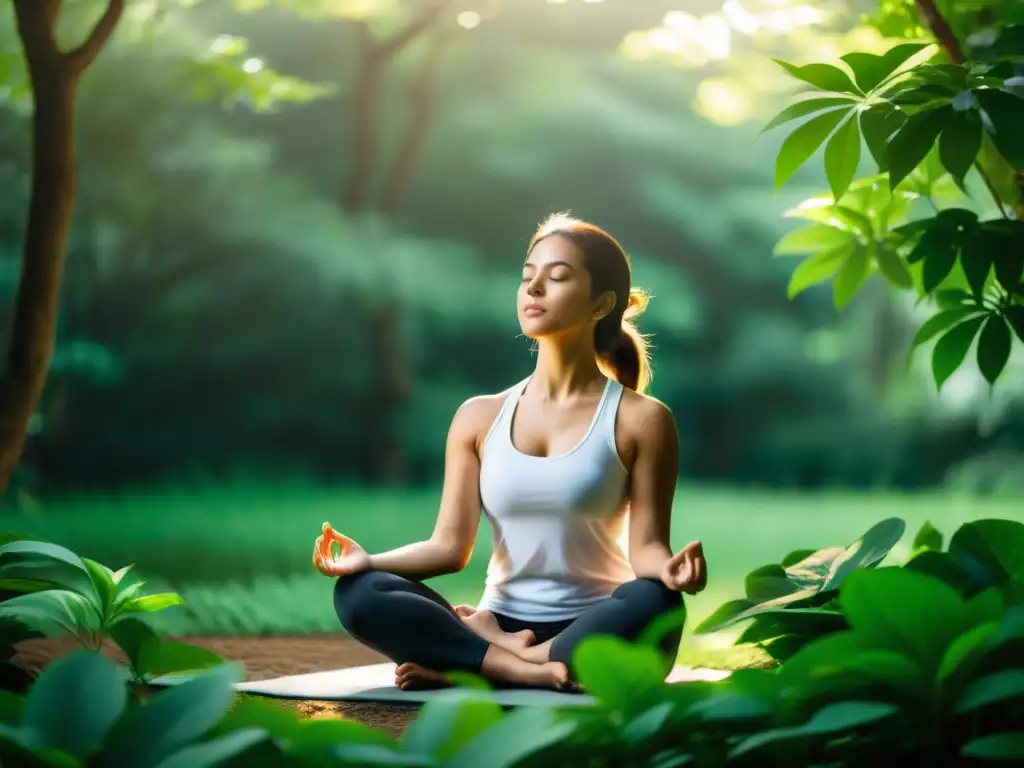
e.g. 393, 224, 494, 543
1, 483, 1017, 668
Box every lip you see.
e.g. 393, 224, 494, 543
523, 304, 545, 316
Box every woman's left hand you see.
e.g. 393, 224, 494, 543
661, 540, 707, 595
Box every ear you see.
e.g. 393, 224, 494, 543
592, 290, 616, 322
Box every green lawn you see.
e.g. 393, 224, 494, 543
1, 483, 1016, 667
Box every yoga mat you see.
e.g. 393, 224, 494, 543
225, 663, 732, 707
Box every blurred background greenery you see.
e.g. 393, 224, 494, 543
1, 0, 1022, 661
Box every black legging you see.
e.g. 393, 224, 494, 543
333, 572, 684, 681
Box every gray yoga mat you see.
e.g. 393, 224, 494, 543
219, 663, 732, 707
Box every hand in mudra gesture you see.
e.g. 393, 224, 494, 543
313, 522, 371, 577
661, 540, 707, 595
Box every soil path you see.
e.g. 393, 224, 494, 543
16, 635, 419, 738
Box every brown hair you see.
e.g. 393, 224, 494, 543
527, 212, 652, 393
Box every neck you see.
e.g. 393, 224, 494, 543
531, 333, 604, 399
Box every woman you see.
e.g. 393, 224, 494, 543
313, 213, 708, 692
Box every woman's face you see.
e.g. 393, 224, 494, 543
518, 235, 612, 340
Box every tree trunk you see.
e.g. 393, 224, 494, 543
0, 62, 77, 497
1, 0, 124, 497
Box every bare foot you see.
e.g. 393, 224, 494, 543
394, 662, 452, 691
479, 646, 580, 693
457, 608, 537, 656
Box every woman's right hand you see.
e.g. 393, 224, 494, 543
313, 522, 371, 577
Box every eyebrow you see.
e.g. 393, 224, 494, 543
523, 260, 577, 271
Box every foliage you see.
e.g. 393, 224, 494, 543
0, 521, 1020, 767
767, 3, 1024, 391
0, 533, 222, 686
697, 516, 1024, 668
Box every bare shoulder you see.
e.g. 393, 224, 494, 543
619, 388, 678, 447
449, 388, 513, 451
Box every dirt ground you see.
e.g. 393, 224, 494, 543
15, 635, 420, 739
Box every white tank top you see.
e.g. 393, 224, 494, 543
476, 376, 636, 621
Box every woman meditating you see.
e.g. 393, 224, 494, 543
313, 213, 708, 692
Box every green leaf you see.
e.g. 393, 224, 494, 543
833, 242, 871, 308
874, 243, 913, 289
745, 565, 796, 601
153, 729, 269, 768
936, 621, 999, 684
139, 642, 224, 679
962, 732, 1024, 760
904, 551, 975, 595
447, 707, 576, 768
637, 606, 688, 650
912, 521, 943, 552
0, 590, 97, 635
772, 59, 861, 94
118, 593, 184, 617
22, 651, 126, 758
922, 239, 960, 293
841, 43, 931, 92
977, 315, 1012, 386
781, 549, 817, 567
887, 106, 952, 190
824, 115, 862, 202
932, 314, 986, 389
960, 229, 994, 297
787, 242, 854, 298
729, 701, 898, 759
762, 97, 858, 133
977, 89, 1024, 166
841, 568, 968, 672
81, 559, 116, 619
402, 690, 503, 761
108, 618, 159, 675
948, 519, 1024, 592
99, 663, 243, 768
773, 224, 855, 256
860, 102, 906, 171
938, 110, 982, 183
573, 636, 668, 710
621, 702, 674, 743
0, 541, 87, 575
775, 108, 851, 190
955, 671, 1024, 714
693, 599, 755, 634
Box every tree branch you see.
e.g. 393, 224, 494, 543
12, 0, 62, 64
914, 0, 965, 63
65, 0, 125, 75
374, 0, 454, 61
380, 28, 451, 214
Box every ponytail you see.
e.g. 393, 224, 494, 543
595, 288, 652, 394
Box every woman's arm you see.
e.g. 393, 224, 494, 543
625, 399, 679, 580
362, 396, 494, 580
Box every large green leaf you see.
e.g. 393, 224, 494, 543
108, 617, 159, 675
0, 542, 87, 575
773, 224, 855, 256
762, 97, 858, 133
402, 690, 503, 761
833, 242, 871, 309
573, 635, 668, 710
98, 663, 243, 767
904, 551, 974, 595
911, 307, 984, 348
787, 242, 854, 298
977, 315, 1012, 386
886, 105, 953, 189
139, 642, 224, 679
977, 89, 1024, 166
153, 729, 269, 768
840, 568, 969, 672
938, 109, 982, 184
116, 592, 184, 618
696, 519, 904, 634
81, 559, 116, 619
840, 43, 932, 92
955, 670, 1024, 715
823, 115, 862, 202
0, 590, 99, 636
860, 102, 906, 171
775, 108, 851, 190
948, 519, 1024, 593
772, 59, 862, 94
962, 732, 1024, 760
932, 314, 987, 389
22, 651, 126, 758
446, 707, 576, 768
729, 701, 898, 759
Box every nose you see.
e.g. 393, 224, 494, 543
525, 274, 544, 296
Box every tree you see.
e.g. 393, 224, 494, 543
0, 0, 127, 496
762, 0, 1023, 391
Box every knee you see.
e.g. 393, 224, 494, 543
333, 571, 391, 632
614, 577, 683, 614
